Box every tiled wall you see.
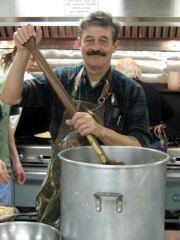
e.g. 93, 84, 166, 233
1, 49, 180, 89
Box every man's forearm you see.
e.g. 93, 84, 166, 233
99, 126, 142, 147
66, 112, 142, 147
7, 120, 20, 163
8, 120, 26, 185
1, 50, 30, 105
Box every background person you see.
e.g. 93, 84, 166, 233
0, 160, 10, 184
0, 75, 26, 205
1, 11, 151, 228
0, 47, 37, 133
116, 57, 175, 152
1, 48, 51, 138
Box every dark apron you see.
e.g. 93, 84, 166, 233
35, 68, 114, 229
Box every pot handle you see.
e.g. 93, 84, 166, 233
94, 192, 123, 213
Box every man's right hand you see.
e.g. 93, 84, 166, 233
13, 24, 42, 52
0, 160, 10, 184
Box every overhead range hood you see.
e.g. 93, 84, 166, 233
0, 0, 180, 50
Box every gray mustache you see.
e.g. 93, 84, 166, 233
87, 50, 106, 56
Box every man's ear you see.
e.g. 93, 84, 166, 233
113, 40, 120, 53
77, 37, 81, 47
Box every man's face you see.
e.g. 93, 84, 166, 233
78, 26, 119, 72
25, 55, 37, 73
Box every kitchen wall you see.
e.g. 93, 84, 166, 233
1, 0, 180, 27
1, 48, 180, 89
1, 0, 180, 18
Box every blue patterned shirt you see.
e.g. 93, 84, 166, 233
19, 64, 151, 147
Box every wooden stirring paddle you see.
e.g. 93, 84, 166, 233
24, 37, 124, 165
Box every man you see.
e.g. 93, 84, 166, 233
116, 57, 175, 152
0, 75, 26, 205
1, 11, 151, 228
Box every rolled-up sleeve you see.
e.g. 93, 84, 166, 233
123, 83, 151, 147
20, 74, 51, 107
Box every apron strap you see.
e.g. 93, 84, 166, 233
71, 68, 84, 100
71, 67, 113, 106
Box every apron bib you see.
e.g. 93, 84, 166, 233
35, 68, 113, 229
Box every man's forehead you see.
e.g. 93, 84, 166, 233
84, 34, 108, 39
83, 25, 112, 35
82, 25, 112, 37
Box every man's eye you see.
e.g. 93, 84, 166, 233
101, 39, 107, 43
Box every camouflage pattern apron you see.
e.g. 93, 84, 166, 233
35, 68, 113, 230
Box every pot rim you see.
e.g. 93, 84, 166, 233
59, 146, 169, 169
0, 221, 60, 234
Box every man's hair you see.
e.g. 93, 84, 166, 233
78, 11, 120, 43
116, 58, 142, 80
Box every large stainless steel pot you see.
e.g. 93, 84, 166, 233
0, 222, 60, 240
59, 146, 169, 240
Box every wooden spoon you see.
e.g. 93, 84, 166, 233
24, 37, 124, 165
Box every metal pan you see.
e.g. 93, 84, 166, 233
0, 205, 37, 223
0, 205, 19, 223
0, 222, 61, 240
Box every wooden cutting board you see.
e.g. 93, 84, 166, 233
164, 230, 180, 239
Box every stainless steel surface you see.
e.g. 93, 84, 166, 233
0, 222, 60, 240
13, 166, 47, 211
167, 172, 180, 177
16, 145, 52, 165
167, 148, 180, 165
165, 147, 180, 223
1, 0, 180, 47
1, 17, 180, 27
1, 0, 180, 26
59, 146, 168, 240
11, 145, 52, 221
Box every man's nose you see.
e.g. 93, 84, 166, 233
91, 41, 100, 51
32, 61, 38, 66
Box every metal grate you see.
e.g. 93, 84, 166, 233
1, 26, 180, 40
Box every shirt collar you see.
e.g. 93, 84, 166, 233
82, 66, 112, 87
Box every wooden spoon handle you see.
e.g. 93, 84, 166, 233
24, 37, 112, 164
25, 38, 77, 117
